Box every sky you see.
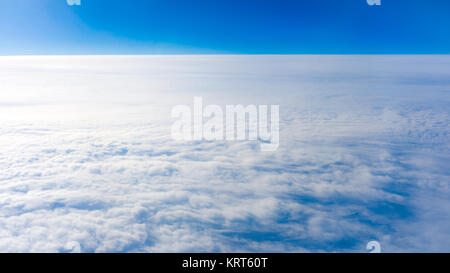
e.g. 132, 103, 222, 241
1, 0, 450, 254
1, 0, 450, 55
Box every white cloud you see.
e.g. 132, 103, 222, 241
0, 55, 449, 252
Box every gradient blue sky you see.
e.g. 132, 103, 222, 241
1, 0, 449, 55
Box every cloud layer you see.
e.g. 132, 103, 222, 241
0, 55, 449, 252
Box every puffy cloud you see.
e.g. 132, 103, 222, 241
0, 55, 449, 252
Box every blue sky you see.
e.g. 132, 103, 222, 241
1, 0, 449, 55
